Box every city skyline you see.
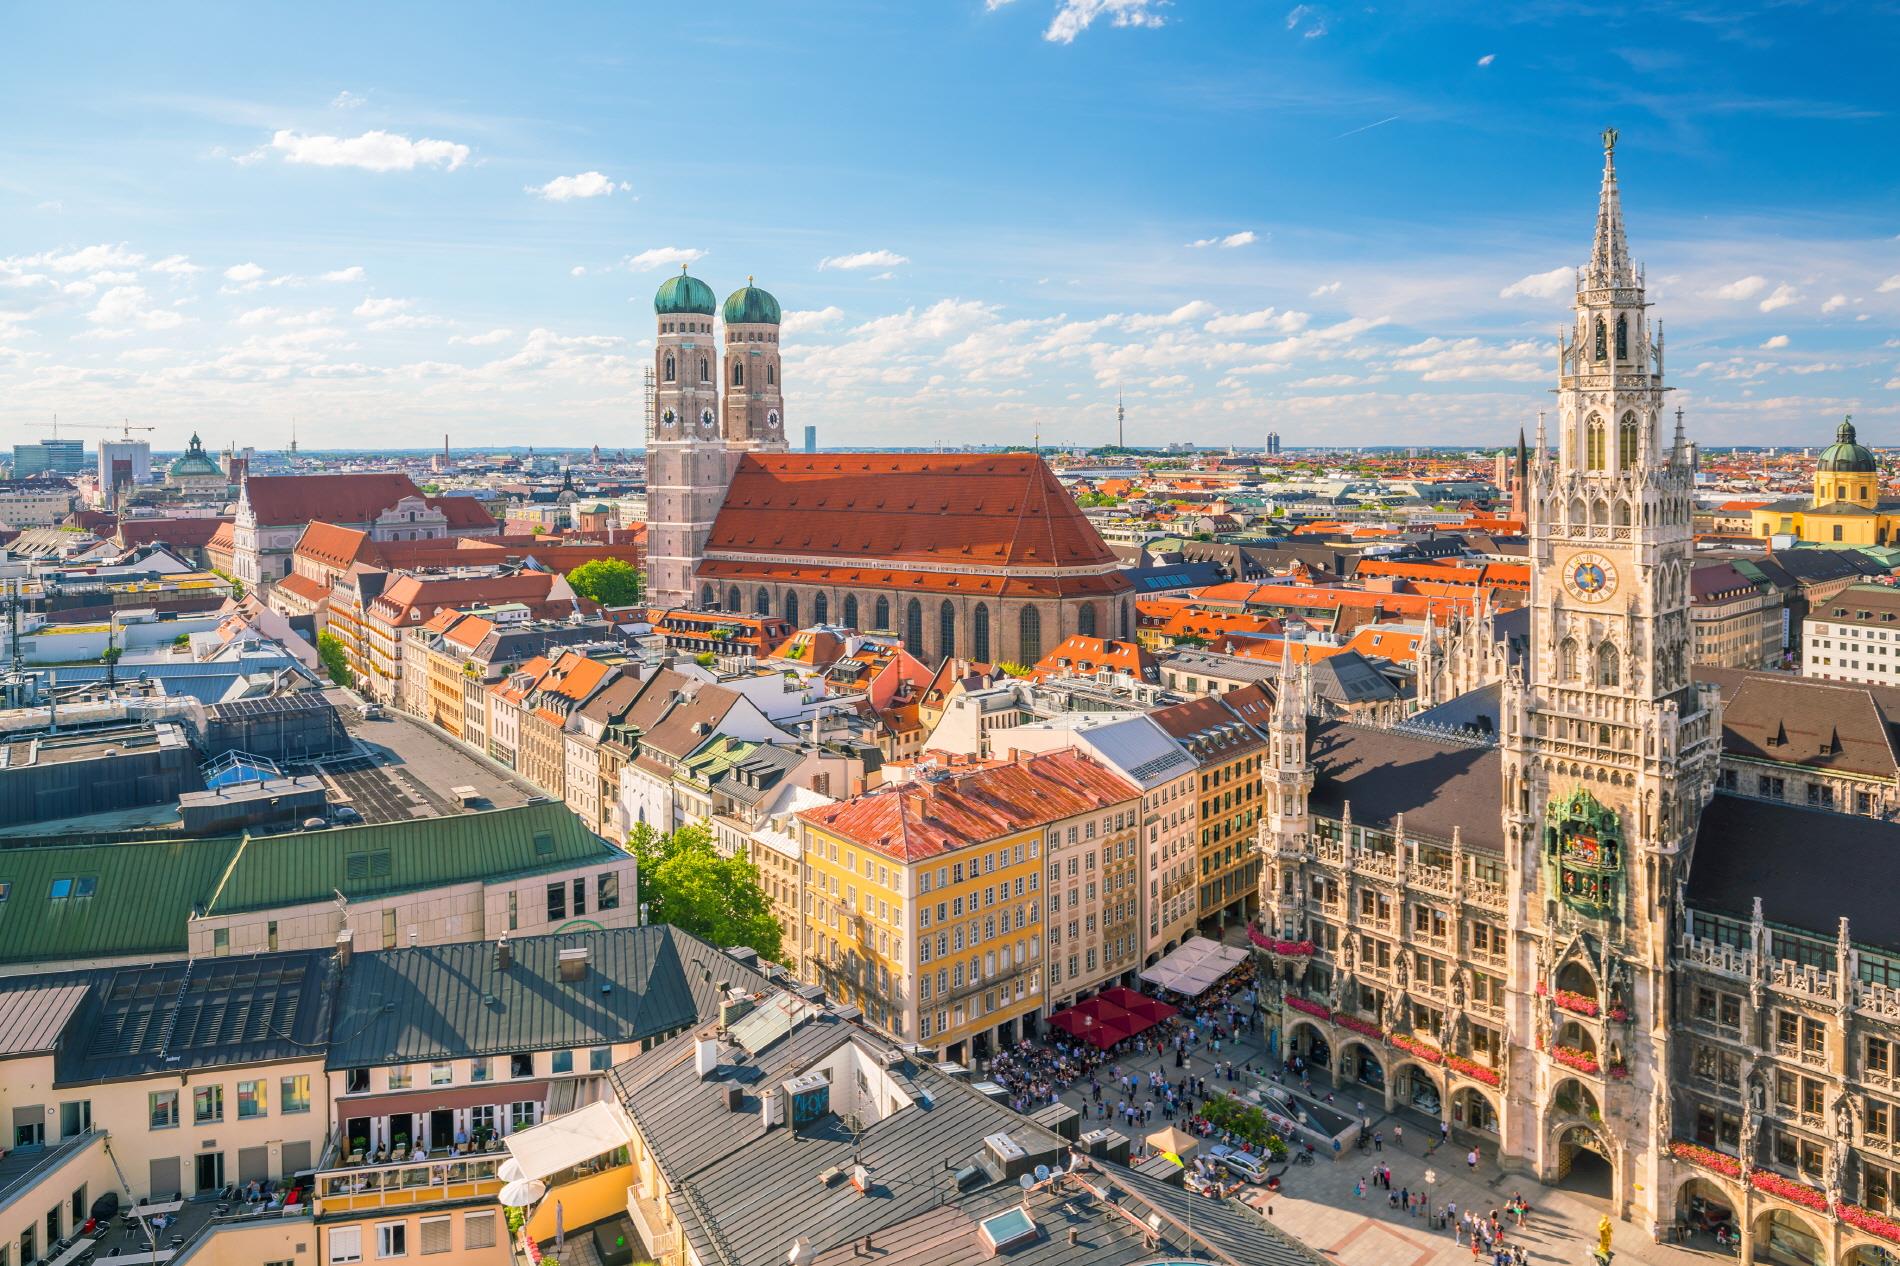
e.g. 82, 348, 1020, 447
1, 2, 1895, 451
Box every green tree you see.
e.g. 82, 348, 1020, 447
629, 822, 783, 961
567, 558, 644, 606
316, 632, 354, 687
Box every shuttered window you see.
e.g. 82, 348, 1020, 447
419, 1218, 451, 1255
464, 1213, 496, 1250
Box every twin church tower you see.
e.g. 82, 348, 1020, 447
644, 269, 789, 608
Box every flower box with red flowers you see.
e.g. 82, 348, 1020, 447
1534, 981, 1548, 996
1839, 1203, 1900, 1245
1335, 1014, 1385, 1040
1606, 1064, 1630, 1080
1248, 928, 1316, 957
1749, 1169, 1828, 1212
1607, 1006, 1629, 1022
1550, 1045, 1600, 1075
1668, 1140, 1741, 1178
1286, 996, 1333, 1022
1554, 989, 1600, 1017
1390, 1033, 1446, 1064
1447, 1054, 1502, 1087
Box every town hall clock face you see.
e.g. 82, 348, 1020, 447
1563, 552, 1619, 604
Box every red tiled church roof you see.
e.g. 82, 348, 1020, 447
242, 473, 496, 533
702, 454, 1124, 591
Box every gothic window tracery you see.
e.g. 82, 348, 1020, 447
843, 595, 860, 629
814, 593, 828, 625
1615, 314, 1628, 360
1596, 642, 1620, 687
664, 354, 675, 382
1559, 637, 1580, 681
732, 361, 744, 387
905, 599, 924, 656
785, 591, 799, 627
699, 358, 709, 383
974, 603, 991, 662
1586, 417, 1606, 470
767, 363, 776, 386
874, 596, 890, 631
727, 585, 742, 612
1594, 318, 1607, 361
1618, 415, 1639, 468
755, 588, 770, 615
939, 600, 956, 659
1019, 606, 1043, 663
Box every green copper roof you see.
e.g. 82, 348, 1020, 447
676, 735, 760, 791
0, 802, 619, 966
722, 279, 781, 326
655, 268, 717, 316
1818, 415, 1876, 474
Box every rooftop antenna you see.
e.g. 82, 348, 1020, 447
1116, 389, 1125, 449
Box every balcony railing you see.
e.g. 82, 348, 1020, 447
315, 1155, 504, 1213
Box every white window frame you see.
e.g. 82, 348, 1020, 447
376, 1221, 407, 1259
329, 1226, 364, 1265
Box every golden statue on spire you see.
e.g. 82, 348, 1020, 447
1602, 126, 1619, 155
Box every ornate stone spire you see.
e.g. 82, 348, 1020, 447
1586, 127, 1636, 290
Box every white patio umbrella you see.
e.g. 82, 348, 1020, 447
498, 1179, 547, 1208
497, 1158, 527, 1184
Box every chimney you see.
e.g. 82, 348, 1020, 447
760, 1088, 782, 1132
334, 928, 354, 968
494, 934, 512, 971
694, 1037, 720, 1080
558, 945, 590, 982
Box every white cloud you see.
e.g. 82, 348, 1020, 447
1310, 281, 1342, 297
571, 266, 587, 277
626, 247, 706, 272
1387, 336, 1544, 382
1758, 284, 1798, 312
88, 285, 185, 332
353, 296, 410, 319
781, 306, 845, 335
235, 307, 282, 326
224, 262, 266, 283
1713, 275, 1768, 301
1821, 293, 1852, 314
526, 171, 629, 201
365, 313, 445, 333
1879, 275, 1900, 294
450, 328, 514, 346
1760, 334, 1790, 349
331, 90, 366, 109
149, 255, 201, 276
1285, 4, 1326, 37
1500, 266, 1574, 300
1126, 300, 1217, 331
818, 249, 910, 271
261, 129, 470, 173
1188, 231, 1256, 249
1044, 0, 1168, 44
19, 243, 145, 274
1203, 306, 1309, 335
1476, 53, 1495, 66
320, 266, 365, 283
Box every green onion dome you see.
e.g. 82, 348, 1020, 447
654, 267, 716, 316
1818, 415, 1876, 474
721, 277, 781, 326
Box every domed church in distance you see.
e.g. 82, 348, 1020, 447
1749, 416, 1898, 546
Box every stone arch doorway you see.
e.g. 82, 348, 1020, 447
1672, 1175, 1738, 1245
1391, 1061, 1443, 1118
1845, 1241, 1900, 1266
1340, 1040, 1385, 1093
1286, 1020, 1330, 1070
1450, 1085, 1500, 1136
1552, 1122, 1613, 1200
1752, 1207, 1826, 1266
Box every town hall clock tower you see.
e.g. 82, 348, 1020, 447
1496, 130, 1723, 1225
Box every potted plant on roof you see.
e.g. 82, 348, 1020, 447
350, 1137, 367, 1164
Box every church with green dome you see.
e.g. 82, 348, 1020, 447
1749, 416, 1897, 546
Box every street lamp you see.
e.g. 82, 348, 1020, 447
1422, 1168, 1436, 1223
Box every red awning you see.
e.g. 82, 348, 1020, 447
1047, 988, 1178, 1051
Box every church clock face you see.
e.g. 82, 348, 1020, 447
1563, 552, 1618, 604
661, 408, 676, 429
699, 408, 716, 431
766, 410, 780, 430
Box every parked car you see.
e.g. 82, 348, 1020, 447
1221, 1151, 1269, 1184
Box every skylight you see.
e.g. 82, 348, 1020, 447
976, 1207, 1039, 1254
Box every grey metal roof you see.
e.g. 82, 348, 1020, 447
1690, 794, 1900, 951
608, 1012, 1324, 1266
326, 925, 778, 1068
1309, 720, 1504, 852
0, 973, 91, 1057
53, 949, 336, 1086
1011, 713, 1195, 790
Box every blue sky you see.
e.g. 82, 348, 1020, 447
1, 0, 1896, 452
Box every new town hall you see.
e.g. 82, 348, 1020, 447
1256, 133, 1900, 1266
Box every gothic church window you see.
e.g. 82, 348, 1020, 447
874, 596, 890, 631
733, 362, 744, 387
785, 592, 799, 627
1078, 603, 1098, 637
701, 584, 715, 608
1586, 418, 1606, 471
814, 593, 828, 625
1597, 642, 1620, 687
664, 355, 675, 382
1594, 318, 1607, 361
905, 599, 924, 656
727, 586, 742, 613
756, 588, 770, 616
1615, 314, 1628, 360
1559, 638, 1579, 681
1020, 607, 1043, 663
974, 603, 991, 662
700, 358, 709, 383
1618, 416, 1639, 468
767, 363, 775, 386
939, 600, 956, 660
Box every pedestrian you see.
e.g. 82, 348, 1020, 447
1354, 1177, 1365, 1200
1441, 1120, 1451, 1143
1469, 1233, 1481, 1261
1394, 1124, 1403, 1148
1374, 1131, 1384, 1152
1467, 1147, 1479, 1172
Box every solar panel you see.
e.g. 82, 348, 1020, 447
730, 991, 820, 1055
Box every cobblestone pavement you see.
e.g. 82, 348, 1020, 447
1029, 1001, 1738, 1266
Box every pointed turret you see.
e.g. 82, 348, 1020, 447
1585, 127, 1636, 290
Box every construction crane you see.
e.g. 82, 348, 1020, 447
46, 418, 157, 439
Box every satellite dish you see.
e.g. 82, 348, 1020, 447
1018, 1174, 1034, 1190
1033, 1164, 1051, 1183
